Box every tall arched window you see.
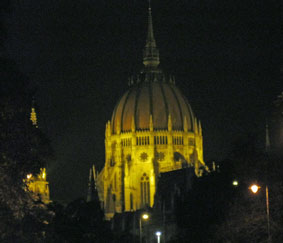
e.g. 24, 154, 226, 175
140, 173, 150, 207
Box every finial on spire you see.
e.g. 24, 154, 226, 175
143, 1, 160, 69
30, 108, 38, 127
30, 97, 38, 127
30, 99, 38, 127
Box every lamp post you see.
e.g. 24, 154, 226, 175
249, 184, 271, 243
155, 231, 162, 243
139, 213, 149, 243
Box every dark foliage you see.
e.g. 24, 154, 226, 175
0, 57, 53, 241
213, 139, 283, 242
46, 199, 113, 243
1, 58, 53, 183
170, 169, 236, 242
167, 135, 283, 243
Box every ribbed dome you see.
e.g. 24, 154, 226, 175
110, 5, 196, 135
111, 72, 195, 133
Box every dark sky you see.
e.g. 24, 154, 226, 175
4, 0, 282, 202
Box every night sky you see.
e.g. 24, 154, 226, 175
3, 0, 281, 202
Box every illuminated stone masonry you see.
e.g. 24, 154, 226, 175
96, 5, 207, 219
25, 106, 51, 204
26, 168, 51, 204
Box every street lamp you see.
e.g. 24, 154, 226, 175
232, 180, 239, 186
250, 184, 260, 193
155, 231, 162, 243
139, 213, 149, 243
249, 184, 270, 243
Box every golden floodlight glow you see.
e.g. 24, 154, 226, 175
27, 174, 32, 179
250, 184, 260, 193
142, 213, 149, 220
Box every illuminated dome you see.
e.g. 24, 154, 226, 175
111, 73, 195, 133
97, 5, 207, 220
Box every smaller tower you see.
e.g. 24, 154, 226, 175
30, 107, 38, 127
26, 168, 50, 203
26, 104, 51, 203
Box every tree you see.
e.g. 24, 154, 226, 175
169, 169, 237, 243
214, 180, 283, 243
167, 134, 283, 243
1, 3, 53, 241
213, 139, 283, 243
46, 199, 113, 242
0, 57, 53, 241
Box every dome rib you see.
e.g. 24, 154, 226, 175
183, 95, 195, 131
120, 87, 132, 132
169, 85, 184, 128
111, 81, 195, 133
111, 92, 127, 133
134, 84, 142, 130
158, 82, 169, 128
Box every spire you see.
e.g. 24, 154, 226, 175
87, 165, 98, 202
198, 120, 202, 136
265, 122, 271, 152
194, 118, 198, 134
30, 107, 38, 127
143, 1, 160, 69
30, 99, 38, 127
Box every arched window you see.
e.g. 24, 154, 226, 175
140, 173, 150, 207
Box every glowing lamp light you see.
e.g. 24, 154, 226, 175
232, 180, 238, 186
250, 184, 260, 193
27, 174, 32, 179
156, 231, 162, 236
142, 213, 149, 220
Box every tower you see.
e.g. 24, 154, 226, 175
96, 5, 207, 219
26, 105, 51, 204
